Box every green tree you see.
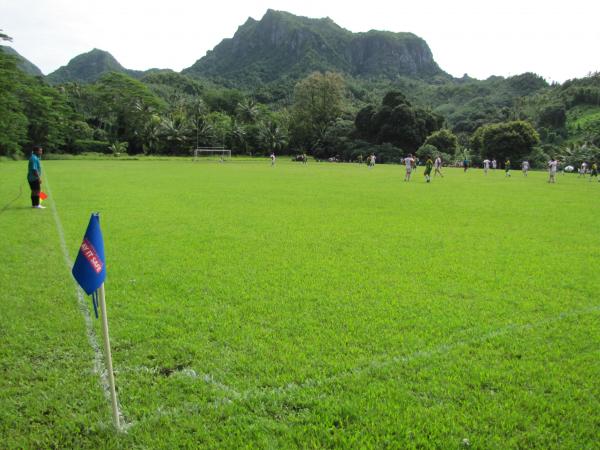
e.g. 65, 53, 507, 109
469, 125, 486, 156
93, 72, 165, 153
258, 120, 288, 154
424, 129, 459, 155
141, 114, 162, 154
291, 71, 345, 151
204, 88, 244, 115
236, 98, 259, 124
0, 48, 79, 155
0, 50, 28, 155
354, 90, 443, 152
19, 77, 72, 151
160, 114, 192, 154
108, 141, 128, 156
230, 121, 248, 154
537, 103, 566, 129
205, 112, 232, 148
476, 121, 540, 161
181, 97, 208, 149
416, 143, 439, 160
314, 118, 354, 159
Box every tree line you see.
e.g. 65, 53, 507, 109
2, 36, 599, 168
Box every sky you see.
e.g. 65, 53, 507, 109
1, 0, 599, 83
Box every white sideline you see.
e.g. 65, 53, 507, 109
116, 366, 242, 399
135, 304, 600, 425
45, 176, 126, 430
241, 305, 600, 400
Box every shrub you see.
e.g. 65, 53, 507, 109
71, 139, 111, 154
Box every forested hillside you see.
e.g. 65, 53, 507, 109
46, 48, 145, 84
1, 12, 599, 167
0, 45, 43, 76
182, 9, 448, 101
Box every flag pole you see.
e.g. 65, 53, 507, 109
98, 283, 120, 429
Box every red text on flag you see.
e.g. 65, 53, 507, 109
80, 239, 103, 274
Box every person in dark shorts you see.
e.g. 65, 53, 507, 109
462, 158, 469, 172
505, 159, 511, 177
27, 146, 45, 209
424, 157, 433, 183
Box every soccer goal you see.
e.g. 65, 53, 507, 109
192, 147, 232, 162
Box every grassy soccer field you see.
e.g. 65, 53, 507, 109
1, 158, 599, 449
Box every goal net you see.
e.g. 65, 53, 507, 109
193, 147, 231, 162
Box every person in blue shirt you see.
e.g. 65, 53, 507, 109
27, 146, 45, 209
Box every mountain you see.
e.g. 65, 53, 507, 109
46, 48, 144, 84
182, 9, 449, 87
0, 46, 44, 76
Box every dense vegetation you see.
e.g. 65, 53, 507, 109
2, 11, 600, 167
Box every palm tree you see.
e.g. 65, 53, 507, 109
230, 121, 247, 154
184, 98, 208, 148
258, 120, 288, 153
160, 115, 192, 154
108, 141, 128, 156
236, 99, 259, 124
141, 115, 162, 154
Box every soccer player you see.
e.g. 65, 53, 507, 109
270, 152, 276, 166
492, 159, 497, 170
589, 162, 598, 181
462, 157, 469, 172
368, 154, 376, 168
403, 154, 415, 181
548, 158, 558, 183
521, 160, 530, 176
434, 155, 443, 177
27, 146, 45, 209
579, 161, 588, 177
483, 158, 491, 175
505, 159, 511, 177
424, 157, 433, 183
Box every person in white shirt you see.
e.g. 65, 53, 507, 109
270, 153, 276, 166
492, 159, 497, 170
483, 158, 491, 175
434, 156, 443, 177
548, 158, 558, 183
521, 160, 530, 176
368, 154, 376, 168
403, 154, 415, 181
579, 162, 588, 177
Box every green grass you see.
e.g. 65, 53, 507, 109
1, 159, 599, 449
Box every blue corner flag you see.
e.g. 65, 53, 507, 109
72, 213, 106, 317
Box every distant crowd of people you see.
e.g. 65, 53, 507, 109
353, 153, 599, 184
276, 151, 599, 184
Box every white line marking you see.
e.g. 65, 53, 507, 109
116, 366, 242, 399
241, 305, 600, 400
45, 175, 127, 430
135, 304, 600, 425
43, 171, 597, 427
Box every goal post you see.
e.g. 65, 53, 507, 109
192, 147, 232, 162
